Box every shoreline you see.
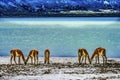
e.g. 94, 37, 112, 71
0, 57, 120, 64
0, 17, 120, 21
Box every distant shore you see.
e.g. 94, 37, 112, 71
1, 12, 120, 18
1, 10, 120, 18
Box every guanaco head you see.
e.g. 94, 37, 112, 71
25, 60, 27, 65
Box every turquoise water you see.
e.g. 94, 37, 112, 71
0, 17, 120, 57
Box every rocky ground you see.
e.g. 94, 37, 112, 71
0, 57, 120, 80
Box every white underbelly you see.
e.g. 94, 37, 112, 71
46, 52, 49, 58
99, 50, 103, 56
30, 53, 35, 57
82, 51, 86, 56
16, 52, 20, 57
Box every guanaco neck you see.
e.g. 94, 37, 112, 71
84, 49, 91, 64
26, 50, 33, 63
21, 53, 26, 64
91, 50, 97, 62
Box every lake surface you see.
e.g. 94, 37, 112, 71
0, 17, 120, 58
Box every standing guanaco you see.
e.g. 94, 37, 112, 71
10, 49, 26, 65
91, 47, 107, 64
44, 49, 50, 64
25, 49, 39, 64
78, 48, 91, 64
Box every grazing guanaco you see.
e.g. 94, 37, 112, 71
44, 49, 50, 64
25, 49, 39, 65
91, 47, 107, 64
10, 49, 26, 65
78, 48, 91, 64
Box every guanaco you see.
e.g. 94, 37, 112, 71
91, 47, 107, 64
25, 49, 39, 64
10, 49, 26, 65
78, 48, 91, 64
44, 49, 50, 64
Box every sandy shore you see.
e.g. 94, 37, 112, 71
0, 57, 120, 80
